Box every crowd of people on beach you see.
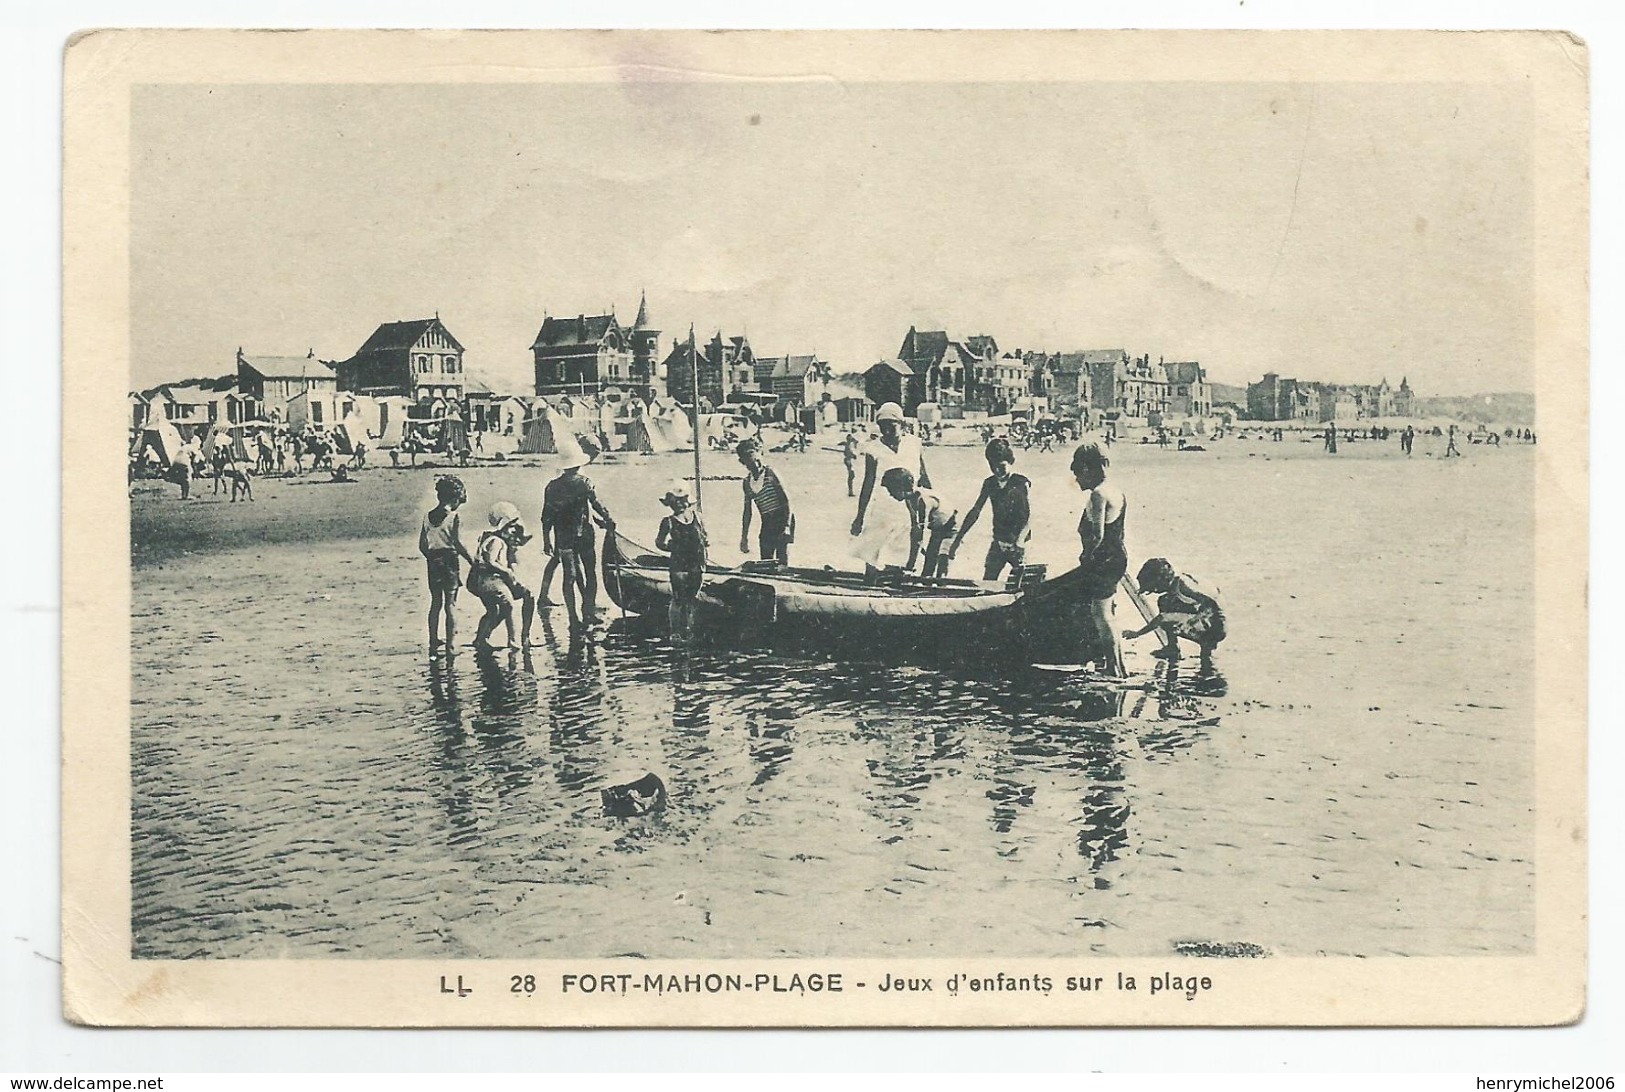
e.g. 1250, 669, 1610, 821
418, 399, 1229, 676
131, 425, 371, 499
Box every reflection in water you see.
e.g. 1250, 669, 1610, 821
134, 611, 1234, 960
470, 648, 537, 800
425, 654, 477, 847
547, 634, 608, 799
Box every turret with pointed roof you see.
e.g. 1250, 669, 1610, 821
629, 291, 661, 398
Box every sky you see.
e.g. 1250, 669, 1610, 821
131, 79, 1534, 395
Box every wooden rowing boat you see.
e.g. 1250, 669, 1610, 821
601, 529, 1112, 665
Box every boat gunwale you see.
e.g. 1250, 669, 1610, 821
608, 556, 1017, 601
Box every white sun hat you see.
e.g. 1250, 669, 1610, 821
488, 500, 521, 529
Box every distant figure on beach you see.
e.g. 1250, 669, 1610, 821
841, 430, 860, 497
850, 402, 931, 572
1401, 425, 1415, 456
1071, 440, 1127, 677
291, 436, 306, 474
737, 437, 794, 564
542, 450, 615, 634
351, 441, 367, 470
470, 502, 532, 649
1445, 424, 1462, 458
656, 481, 708, 640
881, 467, 957, 578
167, 453, 193, 500
1324, 424, 1338, 454
224, 461, 254, 502
949, 437, 1032, 582
210, 440, 230, 495
1121, 558, 1227, 673
419, 475, 474, 650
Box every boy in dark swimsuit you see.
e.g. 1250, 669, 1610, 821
948, 438, 1032, 581
541, 454, 614, 633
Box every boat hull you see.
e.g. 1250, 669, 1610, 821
602, 534, 1095, 665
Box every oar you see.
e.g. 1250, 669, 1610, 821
1119, 573, 1173, 649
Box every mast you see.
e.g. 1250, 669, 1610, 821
689, 325, 703, 512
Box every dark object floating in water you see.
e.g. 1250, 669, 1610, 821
602, 773, 668, 818
1172, 940, 1270, 958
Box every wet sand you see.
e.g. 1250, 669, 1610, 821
130, 431, 1536, 959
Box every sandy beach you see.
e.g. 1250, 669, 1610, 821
129, 432, 1536, 959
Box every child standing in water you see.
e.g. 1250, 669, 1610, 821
1121, 558, 1227, 672
541, 451, 615, 634
1070, 440, 1127, 677
656, 481, 708, 639
470, 501, 531, 649
880, 467, 957, 577
419, 475, 474, 649
948, 437, 1032, 581
737, 437, 794, 564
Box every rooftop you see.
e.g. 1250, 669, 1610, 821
532, 314, 620, 352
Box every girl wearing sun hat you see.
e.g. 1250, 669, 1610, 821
655, 480, 708, 639
469, 500, 532, 648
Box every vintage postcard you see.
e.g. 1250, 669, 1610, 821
62, 29, 1588, 1027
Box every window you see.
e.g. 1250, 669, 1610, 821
312, 401, 324, 424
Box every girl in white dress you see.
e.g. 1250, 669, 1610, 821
849, 402, 932, 571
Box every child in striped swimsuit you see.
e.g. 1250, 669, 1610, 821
737, 438, 794, 564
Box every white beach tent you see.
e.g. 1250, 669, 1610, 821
622, 414, 680, 453
132, 415, 186, 468
518, 408, 573, 455
370, 396, 413, 449
332, 410, 371, 455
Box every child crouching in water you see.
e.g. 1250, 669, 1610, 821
881, 467, 957, 577
469, 501, 533, 649
655, 481, 707, 639
419, 475, 474, 649
1121, 558, 1227, 671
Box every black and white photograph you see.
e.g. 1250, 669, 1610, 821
60, 28, 1587, 1028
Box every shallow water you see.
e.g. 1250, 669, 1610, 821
130, 435, 1536, 958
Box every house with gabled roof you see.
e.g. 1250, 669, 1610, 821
664, 328, 753, 407
1161, 361, 1210, 417
896, 325, 1004, 413
753, 354, 833, 408
863, 357, 922, 414
532, 292, 661, 398
236, 348, 337, 417
335, 315, 465, 401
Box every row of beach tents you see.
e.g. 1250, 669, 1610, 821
130, 398, 738, 470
